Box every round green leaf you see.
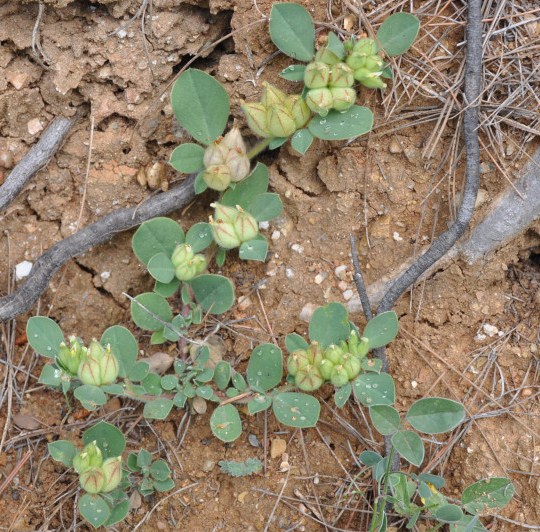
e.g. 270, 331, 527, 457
326, 32, 345, 59
186, 222, 213, 253
214, 361, 231, 391
391, 430, 424, 466
79, 494, 111, 528
269, 3, 315, 61
74, 385, 107, 411
353, 373, 395, 406
308, 106, 373, 141
246, 344, 283, 391
369, 405, 401, 435
161, 374, 179, 391
39, 364, 62, 387
239, 237, 268, 261
406, 398, 465, 434
150, 459, 172, 481
147, 253, 175, 284
194, 170, 208, 194
26, 316, 64, 358
221, 163, 269, 209
376, 12, 420, 57
169, 143, 204, 173
190, 274, 234, 315
105, 499, 130, 527
248, 394, 272, 414
272, 392, 320, 428
154, 278, 181, 298
280, 64, 306, 81
291, 128, 314, 155
171, 69, 230, 145
435, 504, 464, 523
130, 292, 173, 331
334, 382, 352, 408
48, 440, 77, 467
285, 333, 309, 353
363, 311, 399, 349
309, 302, 350, 348
359, 450, 382, 467
143, 398, 174, 420
101, 325, 138, 378
462, 478, 515, 515
83, 421, 126, 458
247, 193, 283, 222
132, 217, 184, 266
210, 404, 242, 442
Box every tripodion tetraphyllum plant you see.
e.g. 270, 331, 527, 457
23, 3, 514, 530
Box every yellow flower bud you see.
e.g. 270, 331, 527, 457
306, 88, 333, 116
304, 61, 331, 89
203, 164, 232, 191
267, 104, 296, 138
331, 87, 356, 111
101, 457, 123, 493
241, 102, 271, 138
288, 95, 311, 129
261, 82, 289, 108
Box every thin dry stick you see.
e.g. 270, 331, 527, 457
76, 115, 95, 229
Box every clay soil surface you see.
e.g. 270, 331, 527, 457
0, 0, 539, 530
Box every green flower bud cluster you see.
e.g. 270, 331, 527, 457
171, 243, 207, 281
303, 47, 357, 116
77, 339, 120, 387
287, 331, 370, 391
202, 126, 251, 191
209, 202, 259, 249
241, 82, 311, 139
73, 441, 122, 494
57, 336, 87, 376
345, 38, 386, 89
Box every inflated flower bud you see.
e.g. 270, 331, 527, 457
261, 82, 289, 107
319, 358, 335, 380
330, 365, 349, 388
191, 255, 207, 276
241, 102, 271, 138
80, 467, 105, 494
175, 262, 197, 281
101, 456, 122, 493
88, 339, 105, 361
212, 202, 239, 224
171, 243, 194, 268
99, 345, 119, 385
346, 53, 367, 70
233, 207, 258, 242
331, 88, 356, 111
309, 342, 324, 367
226, 149, 251, 182
210, 218, 241, 249
324, 345, 344, 365
295, 364, 324, 391
78, 356, 102, 387
288, 95, 311, 129
57, 341, 83, 376
306, 88, 334, 116
343, 38, 354, 52
203, 140, 228, 167
267, 104, 296, 138
329, 63, 354, 88
73, 441, 103, 474
358, 75, 386, 89
365, 55, 384, 72
286, 349, 312, 376
315, 47, 341, 66
341, 353, 361, 380
203, 164, 232, 191
353, 37, 377, 56
304, 62, 331, 89
221, 125, 247, 155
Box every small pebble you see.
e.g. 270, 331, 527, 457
342, 289, 354, 301
238, 295, 252, 310
100, 271, 111, 281
411, 380, 418, 389
285, 268, 294, 279
392, 232, 403, 242
201, 460, 216, 472
15, 261, 32, 281
314, 272, 327, 285
291, 243, 304, 254
0, 150, 14, 169
338, 281, 348, 291
474, 333, 487, 342
334, 265, 347, 281
271, 437, 287, 459
299, 303, 317, 323
482, 323, 499, 337
389, 138, 403, 154
248, 433, 260, 447
27, 118, 43, 135
13, 413, 40, 430
259, 221, 269, 230
271, 230, 281, 240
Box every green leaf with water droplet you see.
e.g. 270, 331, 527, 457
143, 398, 174, 420
190, 274, 235, 315
363, 311, 399, 349
239, 236, 268, 261
83, 421, 125, 459
48, 440, 77, 467
280, 64, 306, 81
376, 12, 420, 57
247, 193, 283, 222
101, 325, 138, 378
26, 316, 64, 358
169, 143, 204, 173
171, 69, 230, 145
248, 394, 272, 414
270, 3, 315, 62
39, 364, 62, 387
291, 128, 314, 155
334, 382, 352, 408
247, 344, 283, 391
186, 222, 213, 253
79, 494, 111, 528
132, 217, 184, 266
353, 372, 395, 406
211, 404, 242, 442
272, 392, 320, 428
462, 478, 514, 515
308, 105, 373, 141
74, 384, 107, 411
308, 302, 350, 348
214, 361, 231, 391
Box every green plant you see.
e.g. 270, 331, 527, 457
219, 458, 263, 477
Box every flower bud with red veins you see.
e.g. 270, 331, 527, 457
304, 61, 331, 89
171, 243, 194, 268
346, 53, 366, 70
324, 345, 344, 365
80, 467, 105, 494
342, 353, 361, 380
101, 456, 122, 493
267, 104, 296, 138
203, 140, 228, 167
318, 358, 335, 380
288, 95, 311, 129
221, 125, 247, 155
241, 102, 271, 138
78, 356, 102, 386
211, 202, 239, 224
306, 88, 333, 116
73, 441, 103, 474
295, 364, 324, 391
210, 217, 241, 249
226, 149, 250, 182
353, 37, 377, 56
232, 207, 258, 242
261, 82, 289, 107
331, 88, 356, 111
329, 63, 354, 88
330, 365, 349, 388
88, 339, 105, 361
315, 47, 341, 66
287, 349, 312, 377
99, 345, 119, 385
203, 164, 232, 191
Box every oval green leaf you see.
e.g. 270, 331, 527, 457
334, 382, 352, 408
26, 316, 64, 358
100, 325, 138, 378
143, 398, 174, 420
363, 311, 399, 349
280, 64, 306, 81
221, 163, 269, 209
435, 504, 464, 524
369, 405, 401, 435
376, 12, 420, 57
248, 394, 272, 414
391, 430, 424, 466
359, 450, 382, 467
406, 398, 465, 434
247, 193, 283, 222
186, 222, 213, 253
130, 292, 173, 331
190, 274, 235, 315
132, 217, 185, 266
171, 69, 230, 145
74, 385, 107, 411
239, 237, 268, 261
269, 3, 315, 62
48, 440, 77, 467
462, 478, 515, 515
105, 499, 130, 527
273, 392, 320, 428
169, 143, 205, 173
147, 252, 175, 284
247, 344, 283, 391
210, 404, 242, 442
309, 302, 350, 348
308, 105, 373, 141
291, 128, 314, 155
353, 372, 395, 406
79, 494, 111, 528
154, 278, 181, 298
214, 361, 231, 391
285, 333, 309, 353
83, 421, 126, 458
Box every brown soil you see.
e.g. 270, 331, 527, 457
0, 1, 539, 531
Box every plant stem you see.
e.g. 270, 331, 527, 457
247, 138, 273, 160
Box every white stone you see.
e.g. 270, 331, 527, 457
411, 380, 418, 389
299, 303, 317, 323
482, 323, 499, 337
27, 118, 43, 135
117, 29, 127, 38
474, 333, 487, 342
334, 265, 347, 280
291, 243, 304, 254
259, 221, 269, 230
100, 271, 111, 281
314, 272, 327, 285
271, 230, 281, 240
15, 260, 32, 281
393, 231, 403, 242
342, 289, 354, 301
285, 268, 294, 279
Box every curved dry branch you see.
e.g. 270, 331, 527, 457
0, 175, 196, 321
